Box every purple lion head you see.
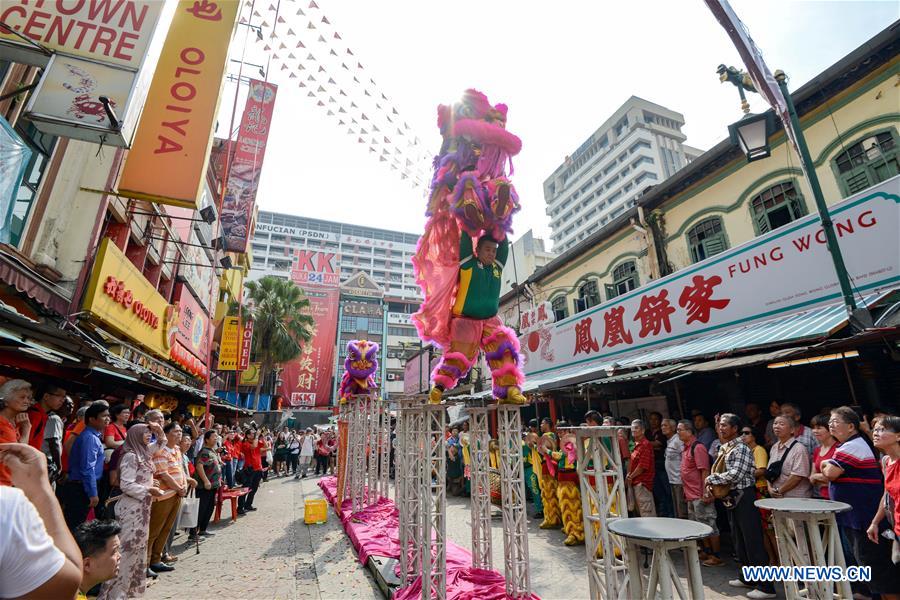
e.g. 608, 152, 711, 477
344, 339, 379, 380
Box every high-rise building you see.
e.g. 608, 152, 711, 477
249, 211, 422, 399
544, 97, 703, 253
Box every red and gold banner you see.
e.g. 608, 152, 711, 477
279, 287, 339, 407
220, 79, 277, 252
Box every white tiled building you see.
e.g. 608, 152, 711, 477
249, 211, 422, 398
544, 97, 703, 252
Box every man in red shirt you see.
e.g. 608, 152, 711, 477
238, 430, 265, 514
27, 385, 66, 450
677, 419, 722, 566
627, 419, 656, 517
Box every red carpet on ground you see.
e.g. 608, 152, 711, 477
318, 476, 540, 600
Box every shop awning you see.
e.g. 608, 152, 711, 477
537, 361, 616, 391
616, 290, 893, 368
584, 362, 688, 385
678, 348, 805, 373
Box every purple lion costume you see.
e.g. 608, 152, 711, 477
411, 89, 526, 404
338, 340, 379, 403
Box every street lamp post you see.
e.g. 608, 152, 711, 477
719, 66, 869, 323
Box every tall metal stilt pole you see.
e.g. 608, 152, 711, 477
421, 404, 447, 599
497, 405, 531, 598
379, 399, 391, 498
467, 405, 494, 571
574, 425, 630, 600
368, 396, 379, 505
398, 398, 425, 586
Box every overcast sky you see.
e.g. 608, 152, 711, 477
219, 0, 897, 251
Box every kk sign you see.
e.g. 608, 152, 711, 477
291, 250, 339, 287
118, 0, 240, 208
522, 177, 900, 376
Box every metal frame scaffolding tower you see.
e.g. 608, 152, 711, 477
367, 396, 379, 505
497, 405, 531, 598
467, 405, 493, 571
398, 397, 425, 586
421, 404, 447, 600
378, 399, 391, 498
573, 426, 631, 600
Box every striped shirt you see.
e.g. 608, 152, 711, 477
827, 434, 883, 529
153, 446, 186, 501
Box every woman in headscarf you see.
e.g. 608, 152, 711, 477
98, 424, 164, 600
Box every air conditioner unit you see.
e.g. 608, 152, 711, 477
387, 373, 396, 381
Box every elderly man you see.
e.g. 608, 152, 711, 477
706, 414, 776, 599
662, 418, 686, 518
677, 419, 721, 565
767, 415, 812, 499
627, 419, 655, 517
780, 402, 818, 458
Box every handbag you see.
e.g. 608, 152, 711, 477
176, 490, 200, 530
765, 441, 798, 482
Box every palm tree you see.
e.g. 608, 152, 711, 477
231, 276, 315, 403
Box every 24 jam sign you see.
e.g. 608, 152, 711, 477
523, 178, 900, 376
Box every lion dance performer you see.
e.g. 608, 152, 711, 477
412, 89, 526, 405
337, 340, 378, 502
553, 428, 585, 546
537, 418, 562, 529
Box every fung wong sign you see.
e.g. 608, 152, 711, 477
521, 177, 900, 376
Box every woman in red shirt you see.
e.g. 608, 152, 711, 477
237, 430, 265, 514
809, 414, 838, 499
868, 415, 900, 549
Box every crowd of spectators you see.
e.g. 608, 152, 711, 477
0, 378, 338, 599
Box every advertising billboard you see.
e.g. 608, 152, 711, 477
522, 178, 900, 377
118, 0, 239, 208
220, 79, 277, 252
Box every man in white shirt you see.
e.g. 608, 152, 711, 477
0, 442, 82, 599
662, 418, 686, 518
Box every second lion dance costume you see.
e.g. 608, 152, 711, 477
412, 90, 526, 405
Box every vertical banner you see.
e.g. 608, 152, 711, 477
279, 287, 340, 407
118, 0, 240, 206
238, 319, 254, 371
220, 79, 277, 252
278, 249, 341, 407
218, 315, 240, 370
703, 0, 801, 159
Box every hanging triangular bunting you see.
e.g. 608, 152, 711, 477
307, 21, 315, 29
339, 90, 347, 96
379, 156, 387, 162
346, 128, 353, 134
318, 65, 325, 72
351, 118, 358, 124
370, 147, 376, 153
350, 102, 357, 108
263, 44, 271, 51
361, 113, 369, 120
338, 107, 346, 113
386, 116, 393, 123
357, 62, 364, 69
307, 91, 315, 96
307, 53, 315, 60
372, 125, 380, 132
277, 15, 286, 23
268, 4, 275, 10
376, 103, 382, 110
279, 42, 287, 49
358, 137, 365, 143
397, 128, 404, 136
321, 16, 330, 24
296, 40, 305, 48
406, 158, 413, 166
272, 53, 280, 59
287, 28, 295, 36
390, 163, 397, 170
253, 10, 261, 17
334, 32, 342, 39
371, 137, 378, 145
289, 72, 297, 78
296, 8, 304, 16
381, 93, 388, 101
392, 108, 399, 115
327, 77, 336, 84
339, 120, 345, 125
317, 85, 326, 92
329, 49, 337, 56
299, 81, 306, 87
403, 122, 410, 130
364, 90, 371, 96
261, 20, 269, 26
341, 63, 349, 70
359, 127, 368, 134
317, 100, 325, 106
400, 173, 407, 180
328, 96, 336, 103
346, 48, 354, 55
384, 136, 391, 143
309, 0, 319, 7
327, 109, 334, 116
353, 76, 360, 83
370, 78, 376, 85
317, 35, 325, 43
382, 149, 390, 156
240, 16, 247, 23
288, 52, 296, 59
297, 63, 306, 70
307, 75, 316, 81
280, 63, 288, 70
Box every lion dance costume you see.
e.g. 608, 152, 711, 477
412, 89, 526, 404
553, 433, 585, 546
338, 340, 379, 403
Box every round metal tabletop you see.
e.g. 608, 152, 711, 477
608, 517, 713, 542
754, 497, 851, 514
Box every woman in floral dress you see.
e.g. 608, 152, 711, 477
99, 424, 164, 600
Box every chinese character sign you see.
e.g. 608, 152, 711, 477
220, 79, 277, 252
519, 301, 555, 334
524, 179, 900, 376
278, 287, 340, 407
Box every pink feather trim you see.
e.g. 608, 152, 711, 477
491, 363, 525, 386
432, 373, 457, 389
483, 326, 520, 349
441, 351, 476, 369
452, 119, 522, 156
